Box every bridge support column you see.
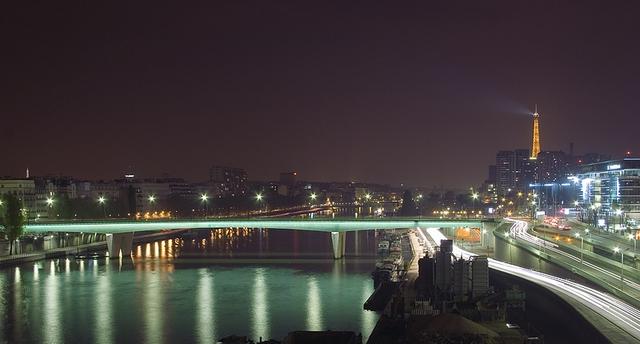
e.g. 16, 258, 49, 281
106, 232, 134, 258
331, 231, 346, 259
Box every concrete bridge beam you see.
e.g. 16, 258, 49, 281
331, 231, 346, 259
106, 232, 134, 258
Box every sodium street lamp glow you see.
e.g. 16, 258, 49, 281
46, 197, 54, 207
310, 193, 317, 201
254, 193, 263, 201
200, 194, 209, 202
471, 193, 479, 200
148, 195, 156, 203
615, 209, 623, 216
98, 196, 106, 204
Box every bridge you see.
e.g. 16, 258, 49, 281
25, 217, 491, 259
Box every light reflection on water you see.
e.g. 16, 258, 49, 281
0, 229, 379, 343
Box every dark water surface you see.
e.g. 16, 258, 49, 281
0, 229, 380, 343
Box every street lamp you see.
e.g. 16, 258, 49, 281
98, 196, 107, 218
147, 195, 156, 213
310, 193, 317, 202
200, 193, 209, 216
254, 192, 264, 212
615, 209, 624, 230
628, 233, 637, 253
505, 231, 512, 263
46, 197, 54, 207
481, 229, 487, 248
613, 246, 626, 287
471, 193, 479, 212
575, 232, 584, 264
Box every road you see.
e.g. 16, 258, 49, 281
423, 222, 640, 343
506, 219, 640, 302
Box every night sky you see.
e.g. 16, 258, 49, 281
2, 2, 639, 187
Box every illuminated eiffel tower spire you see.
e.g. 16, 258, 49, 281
530, 104, 541, 159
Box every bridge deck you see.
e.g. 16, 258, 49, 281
25, 217, 490, 233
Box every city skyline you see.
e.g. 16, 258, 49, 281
2, 2, 640, 187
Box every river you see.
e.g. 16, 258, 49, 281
0, 229, 380, 343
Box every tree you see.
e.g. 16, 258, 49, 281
400, 190, 417, 216
1, 193, 26, 255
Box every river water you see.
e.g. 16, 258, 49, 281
0, 229, 379, 343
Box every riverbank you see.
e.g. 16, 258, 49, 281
0, 229, 187, 268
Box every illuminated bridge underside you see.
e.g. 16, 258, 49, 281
25, 219, 485, 234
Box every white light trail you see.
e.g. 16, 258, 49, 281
423, 225, 640, 342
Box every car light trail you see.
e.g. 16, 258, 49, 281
505, 218, 640, 290
423, 224, 640, 342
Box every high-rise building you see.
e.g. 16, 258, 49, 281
209, 166, 248, 197
453, 258, 471, 302
514, 149, 535, 191
435, 240, 453, 296
496, 151, 515, 196
530, 105, 541, 159
536, 151, 569, 183
470, 256, 489, 298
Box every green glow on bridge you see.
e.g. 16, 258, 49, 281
25, 218, 487, 234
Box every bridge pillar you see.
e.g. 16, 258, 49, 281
331, 231, 346, 259
106, 232, 134, 258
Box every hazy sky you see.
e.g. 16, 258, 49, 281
2, 2, 639, 187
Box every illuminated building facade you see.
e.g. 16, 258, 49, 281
575, 158, 640, 221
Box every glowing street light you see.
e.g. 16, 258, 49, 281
148, 195, 156, 203
46, 197, 54, 207
364, 193, 372, 201
574, 232, 584, 263
254, 192, 263, 202
613, 246, 626, 286
98, 196, 107, 218
199, 193, 209, 216
310, 193, 317, 201
628, 233, 637, 253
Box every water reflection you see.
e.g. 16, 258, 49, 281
306, 276, 323, 331
129, 229, 376, 259
95, 271, 113, 344
252, 268, 269, 341
44, 261, 61, 344
0, 230, 380, 343
144, 262, 163, 344
197, 269, 215, 344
